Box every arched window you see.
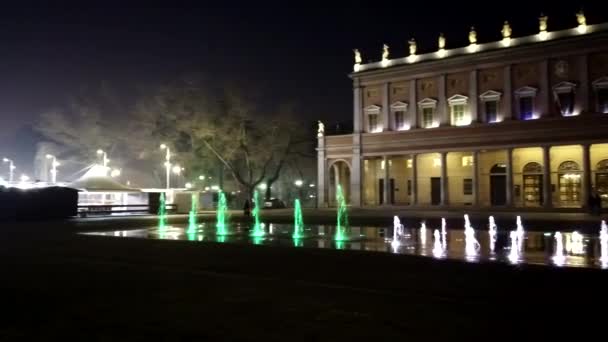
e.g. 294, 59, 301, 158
597, 159, 608, 172
558, 161, 581, 207
523, 162, 543, 173
490, 164, 507, 174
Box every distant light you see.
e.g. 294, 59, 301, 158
185, 182, 193, 189
2, 158, 8, 162
577, 24, 587, 34
204, 186, 210, 191
46, 154, 53, 159
467, 44, 479, 53
436, 49, 446, 58
172, 165, 182, 174
160, 144, 167, 149
501, 37, 511, 47
258, 183, 267, 190
309, 184, 315, 188
19, 174, 29, 182
110, 169, 121, 178
309, 194, 315, 198
96, 149, 103, 155
211, 185, 220, 191
294, 180, 304, 187
198, 175, 205, 180
538, 31, 549, 41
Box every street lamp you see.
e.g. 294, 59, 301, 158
160, 144, 171, 189
294, 179, 304, 187
3, 158, 15, 183
110, 168, 121, 178
46, 154, 59, 184
19, 174, 29, 183
96, 149, 109, 167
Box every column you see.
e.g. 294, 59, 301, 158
506, 148, 513, 206
350, 134, 362, 206
353, 85, 363, 133
383, 155, 390, 205
582, 143, 591, 208
411, 154, 418, 205
473, 151, 479, 206
440, 152, 448, 205
578, 54, 589, 114
409, 79, 417, 128
469, 70, 478, 123
382, 83, 390, 131
317, 136, 326, 207
438, 75, 448, 126
539, 59, 550, 117
542, 145, 552, 208
503, 65, 512, 121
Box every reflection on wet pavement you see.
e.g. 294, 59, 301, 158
84, 222, 608, 270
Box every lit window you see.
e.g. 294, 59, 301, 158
462, 156, 473, 167
390, 101, 408, 130
593, 77, 608, 114
368, 114, 378, 132
407, 159, 412, 168
423, 108, 434, 128
520, 97, 534, 120
463, 178, 473, 195
515, 86, 538, 120
479, 90, 502, 123
418, 98, 438, 128
433, 158, 441, 167
448, 94, 470, 126
485, 101, 498, 123
553, 82, 577, 116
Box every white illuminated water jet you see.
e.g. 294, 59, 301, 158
566, 231, 584, 255
553, 232, 566, 266
508, 231, 518, 263
463, 215, 480, 257
432, 229, 444, 258
391, 216, 403, 249
600, 221, 608, 267
515, 216, 525, 253
420, 222, 427, 245
441, 218, 447, 249
488, 216, 498, 253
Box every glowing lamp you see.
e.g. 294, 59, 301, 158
185, 182, 192, 189
437, 49, 446, 58
258, 183, 268, 190
294, 180, 304, 187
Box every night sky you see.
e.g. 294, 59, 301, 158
0, 1, 602, 174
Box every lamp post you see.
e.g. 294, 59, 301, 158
45, 154, 59, 184
172, 165, 184, 188
2, 158, 15, 183
160, 144, 171, 189
294, 179, 304, 200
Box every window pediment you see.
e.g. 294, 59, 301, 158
553, 81, 577, 94
447, 94, 468, 105
515, 86, 538, 97
390, 101, 408, 110
593, 77, 608, 89
364, 105, 381, 114
418, 98, 437, 108
479, 90, 502, 101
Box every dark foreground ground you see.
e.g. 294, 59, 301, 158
1, 213, 608, 340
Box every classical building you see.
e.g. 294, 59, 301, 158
318, 14, 608, 211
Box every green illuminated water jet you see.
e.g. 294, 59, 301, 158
187, 192, 198, 234
334, 184, 349, 241
216, 191, 228, 235
250, 190, 265, 237
292, 198, 304, 239
158, 192, 167, 230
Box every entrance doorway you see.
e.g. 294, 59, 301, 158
596, 160, 608, 207
490, 164, 507, 206
378, 179, 384, 205
558, 161, 581, 207
431, 177, 441, 205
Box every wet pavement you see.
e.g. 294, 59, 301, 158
85, 221, 608, 270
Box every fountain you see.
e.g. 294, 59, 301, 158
488, 216, 498, 252
432, 229, 444, 258
567, 231, 584, 255
334, 185, 349, 241
250, 190, 265, 238
158, 192, 167, 230
216, 190, 229, 236
391, 216, 403, 249
600, 221, 608, 267
292, 199, 305, 239
515, 216, 525, 238
419, 222, 427, 245
553, 232, 566, 266
187, 192, 198, 234
508, 231, 520, 264
463, 214, 480, 258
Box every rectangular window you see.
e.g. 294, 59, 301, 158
462, 156, 473, 167
422, 107, 434, 128
598, 88, 608, 114
463, 178, 473, 195
407, 180, 412, 195
557, 92, 575, 116
520, 97, 534, 120
451, 104, 465, 125
485, 101, 498, 123
394, 111, 405, 129
368, 114, 378, 132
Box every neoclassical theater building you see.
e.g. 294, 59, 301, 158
317, 13, 608, 211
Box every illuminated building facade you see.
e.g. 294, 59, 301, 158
318, 14, 608, 211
